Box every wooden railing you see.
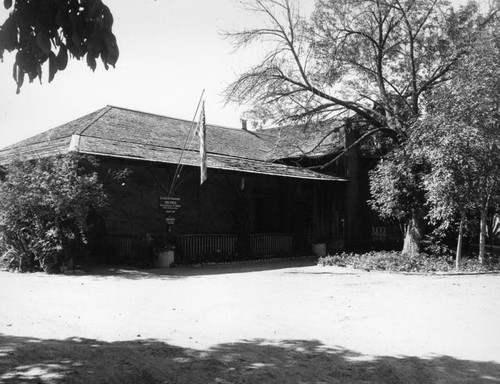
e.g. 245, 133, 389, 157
176, 234, 237, 263
249, 233, 293, 256
176, 233, 293, 263
103, 233, 294, 265
371, 226, 402, 244
104, 234, 152, 264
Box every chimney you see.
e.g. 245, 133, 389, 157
240, 119, 247, 131
252, 120, 263, 131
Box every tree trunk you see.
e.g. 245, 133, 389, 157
456, 211, 466, 271
488, 211, 494, 251
402, 208, 424, 256
479, 208, 487, 265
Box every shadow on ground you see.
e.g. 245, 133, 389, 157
74, 257, 319, 280
1, 334, 499, 383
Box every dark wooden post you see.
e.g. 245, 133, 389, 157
344, 120, 360, 249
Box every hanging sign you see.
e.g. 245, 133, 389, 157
159, 196, 181, 224
159, 196, 181, 213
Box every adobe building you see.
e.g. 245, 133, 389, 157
0, 106, 389, 265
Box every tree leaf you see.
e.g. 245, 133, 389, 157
48, 51, 57, 82
71, 32, 81, 52
90, 0, 103, 19
103, 31, 118, 67
36, 30, 51, 56
0, 16, 18, 52
14, 65, 24, 94
56, 45, 68, 70
86, 53, 96, 71
102, 4, 114, 30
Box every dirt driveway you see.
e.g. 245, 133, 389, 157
1, 260, 500, 383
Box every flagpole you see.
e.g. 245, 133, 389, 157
168, 89, 205, 196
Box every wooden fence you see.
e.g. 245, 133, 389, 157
249, 233, 293, 257
104, 234, 152, 264
103, 233, 293, 265
175, 234, 237, 263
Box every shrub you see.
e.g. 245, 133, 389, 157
421, 231, 455, 257
318, 251, 500, 273
0, 154, 108, 272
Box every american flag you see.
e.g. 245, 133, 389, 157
195, 101, 207, 184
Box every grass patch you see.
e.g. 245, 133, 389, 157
318, 251, 500, 273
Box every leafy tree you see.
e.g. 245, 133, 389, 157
368, 145, 429, 255
419, 29, 500, 266
0, 154, 108, 272
0, 0, 118, 93
420, 122, 476, 268
421, 122, 500, 267
225, 0, 494, 255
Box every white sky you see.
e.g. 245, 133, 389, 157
0, 0, 470, 147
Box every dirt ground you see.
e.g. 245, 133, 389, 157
1, 259, 500, 383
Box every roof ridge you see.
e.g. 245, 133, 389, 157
75, 106, 112, 136
0, 107, 111, 151
105, 104, 279, 138
106, 105, 232, 130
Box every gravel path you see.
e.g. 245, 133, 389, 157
1, 262, 499, 383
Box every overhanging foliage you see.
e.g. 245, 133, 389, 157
0, 0, 118, 93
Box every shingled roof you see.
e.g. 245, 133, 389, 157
265, 120, 345, 160
0, 106, 345, 182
